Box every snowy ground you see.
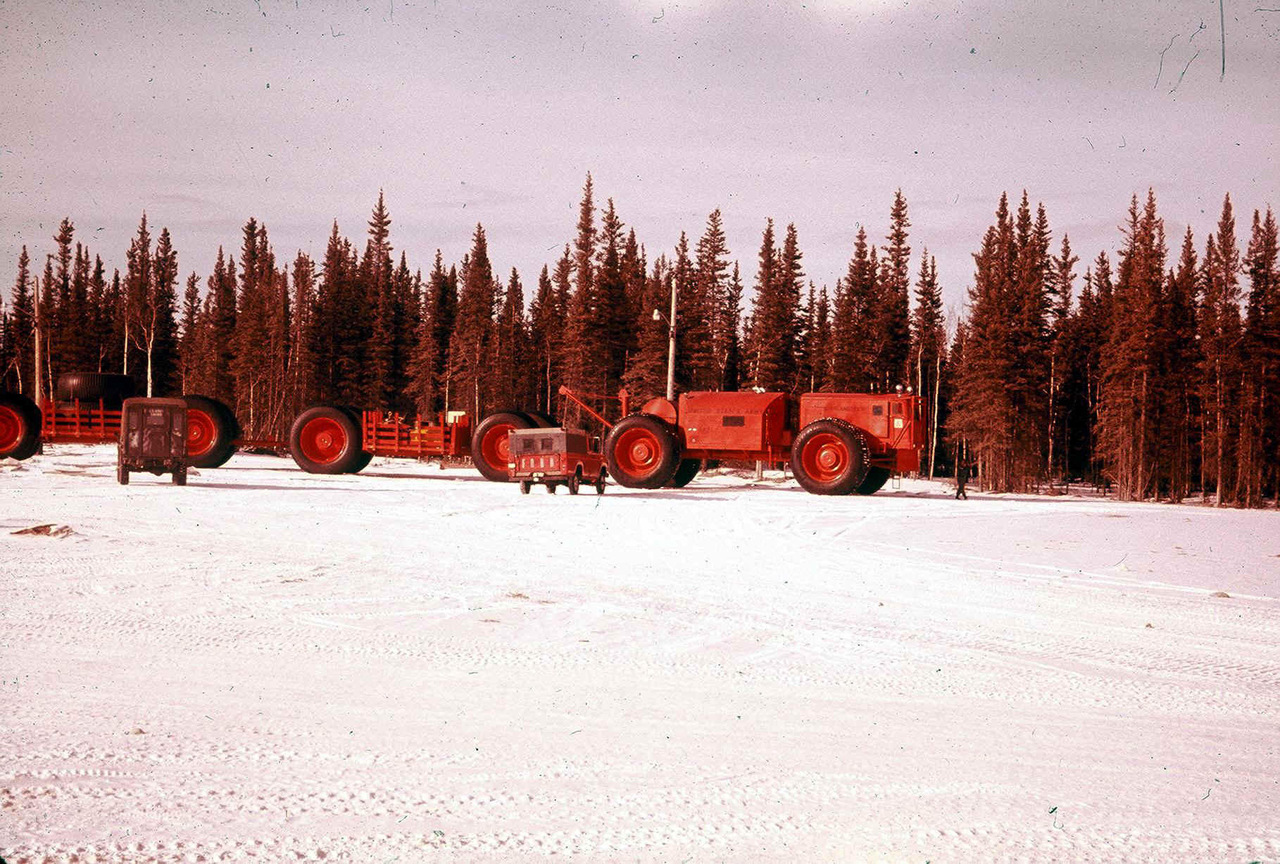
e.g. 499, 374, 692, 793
2, 445, 1279, 863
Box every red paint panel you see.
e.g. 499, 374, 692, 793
677, 391, 790, 451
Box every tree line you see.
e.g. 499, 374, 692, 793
2, 177, 1277, 506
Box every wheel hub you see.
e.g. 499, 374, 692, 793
187, 410, 216, 456
630, 440, 654, 464
300, 417, 347, 464
0, 406, 21, 451
817, 445, 842, 470
481, 423, 515, 475
803, 432, 849, 482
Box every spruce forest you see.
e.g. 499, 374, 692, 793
3, 176, 1278, 507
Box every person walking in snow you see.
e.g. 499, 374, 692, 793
955, 462, 968, 500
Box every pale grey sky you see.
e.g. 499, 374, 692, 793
2, 0, 1277, 313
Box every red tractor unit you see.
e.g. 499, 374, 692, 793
602, 389, 924, 495
1, 373, 241, 469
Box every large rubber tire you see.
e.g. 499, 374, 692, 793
856, 466, 891, 495
669, 458, 701, 488
334, 406, 373, 474
604, 414, 681, 489
524, 410, 558, 428
347, 449, 373, 474
55, 372, 136, 406
790, 419, 870, 496
471, 411, 535, 482
289, 405, 365, 474
182, 395, 239, 469
0, 393, 42, 461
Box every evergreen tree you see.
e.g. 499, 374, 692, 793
87, 256, 110, 372
448, 224, 497, 417
597, 198, 633, 393
408, 250, 457, 414
949, 192, 1053, 492
179, 271, 201, 392
621, 228, 647, 350
1160, 227, 1202, 500
311, 223, 365, 405
1099, 192, 1166, 500
491, 267, 531, 410
67, 242, 95, 372
722, 262, 743, 391
1242, 207, 1280, 503
692, 208, 730, 390
830, 226, 876, 391
623, 254, 674, 403
362, 192, 397, 411
231, 219, 289, 433
910, 250, 945, 476
121, 214, 153, 389
205, 247, 238, 404
148, 227, 181, 395
561, 176, 606, 411
1197, 194, 1243, 505
797, 284, 832, 392
778, 224, 805, 392
527, 264, 559, 412
6, 247, 34, 394
875, 190, 912, 390
289, 252, 317, 413
48, 219, 75, 384
1045, 234, 1078, 479
745, 221, 803, 392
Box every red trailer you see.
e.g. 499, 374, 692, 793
286, 404, 475, 474
1, 375, 241, 469
0, 370, 528, 481
599, 388, 925, 495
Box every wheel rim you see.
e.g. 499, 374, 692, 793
0, 405, 23, 453
614, 427, 663, 479
299, 417, 348, 464
801, 432, 849, 483
187, 409, 217, 457
480, 422, 516, 474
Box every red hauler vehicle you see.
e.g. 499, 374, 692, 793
602, 389, 925, 495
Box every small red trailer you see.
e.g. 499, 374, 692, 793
598, 388, 924, 495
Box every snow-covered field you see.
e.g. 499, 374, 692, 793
3, 445, 1279, 863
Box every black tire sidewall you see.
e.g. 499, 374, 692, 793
288, 405, 364, 474
604, 414, 681, 489
790, 419, 870, 496
669, 458, 701, 488
471, 411, 533, 482
0, 393, 42, 460
855, 466, 891, 495
182, 395, 239, 468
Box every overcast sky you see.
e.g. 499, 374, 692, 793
2, 0, 1277, 315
